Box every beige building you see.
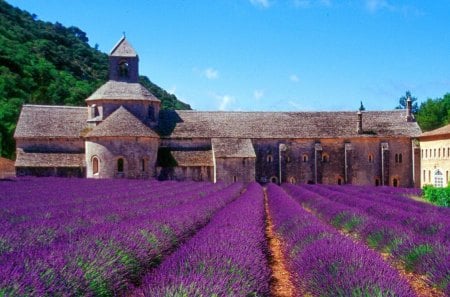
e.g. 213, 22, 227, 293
14, 37, 423, 187
419, 124, 450, 187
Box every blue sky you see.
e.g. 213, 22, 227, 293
7, 0, 450, 111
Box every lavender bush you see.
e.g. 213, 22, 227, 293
284, 184, 450, 295
0, 178, 242, 296
136, 182, 271, 296
267, 183, 416, 297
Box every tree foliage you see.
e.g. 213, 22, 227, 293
416, 93, 450, 132
396, 91, 419, 114
0, 0, 190, 159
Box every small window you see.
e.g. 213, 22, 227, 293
303, 154, 308, 162
428, 170, 431, 182
375, 178, 380, 186
425, 149, 428, 158
368, 154, 374, 163
270, 176, 278, 183
92, 157, 99, 174
117, 158, 124, 173
289, 177, 296, 184
399, 153, 402, 163
434, 149, 436, 158
448, 148, 450, 158
337, 178, 342, 185
233, 176, 238, 182
322, 153, 329, 163
395, 154, 398, 163
438, 148, 441, 158
267, 154, 273, 163
423, 170, 426, 182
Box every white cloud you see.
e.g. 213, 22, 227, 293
168, 86, 177, 95
289, 74, 300, 83
365, 0, 391, 12
253, 89, 264, 100
249, 0, 271, 8
204, 68, 219, 80
212, 93, 235, 111
293, 0, 331, 8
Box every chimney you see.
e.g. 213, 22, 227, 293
357, 111, 363, 134
406, 96, 413, 122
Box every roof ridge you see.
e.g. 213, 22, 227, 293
23, 104, 86, 109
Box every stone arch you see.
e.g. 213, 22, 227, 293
302, 154, 309, 162
392, 177, 400, 187
270, 176, 278, 183
289, 176, 296, 184
92, 156, 100, 175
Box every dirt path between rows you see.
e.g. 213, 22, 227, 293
301, 205, 445, 297
264, 189, 297, 297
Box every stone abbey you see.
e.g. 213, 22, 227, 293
14, 37, 422, 187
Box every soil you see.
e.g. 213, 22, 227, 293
264, 189, 297, 297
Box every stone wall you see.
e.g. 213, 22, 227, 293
215, 157, 256, 183
252, 137, 414, 187
85, 136, 159, 179
16, 167, 84, 177
419, 137, 450, 187
156, 166, 213, 181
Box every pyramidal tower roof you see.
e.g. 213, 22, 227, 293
110, 36, 137, 57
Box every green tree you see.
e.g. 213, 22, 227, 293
416, 93, 450, 131
396, 91, 419, 114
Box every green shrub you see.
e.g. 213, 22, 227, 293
422, 185, 450, 207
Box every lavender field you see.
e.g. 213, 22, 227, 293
0, 178, 448, 297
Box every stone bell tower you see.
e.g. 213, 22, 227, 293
109, 36, 139, 83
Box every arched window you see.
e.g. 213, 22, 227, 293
337, 178, 342, 185
434, 149, 436, 158
322, 153, 329, 163
270, 176, 278, 183
434, 169, 444, 188
118, 59, 129, 77
368, 153, 374, 163
92, 157, 99, 175
398, 153, 402, 163
428, 170, 431, 182
303, 154, 309, 162
117, 158, 124, 173
392, 178, 399, 187
141, 158, 146, 172
423, 170, 426, 182
395, 154, 398, 163
425, 149, 428, 158
438, 148, 441, 158
289, 177, 296, 184
233, 176, 238, 182
267, 154, 273, 163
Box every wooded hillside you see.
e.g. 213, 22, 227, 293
0, 0, 190, 159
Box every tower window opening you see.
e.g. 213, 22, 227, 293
117, 158, 124, 173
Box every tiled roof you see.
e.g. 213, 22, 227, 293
15, 151, 85, 167
419, 124, 450, 138
110, 37, 137, 57
14, 105, 87, 139
86, 81, 160, 102
86, 106, 159, 138
212, 138, 256, 158
159, 110, 421, 139
172, 150, 213, 167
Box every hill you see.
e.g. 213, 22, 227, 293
0, 0, 191, 159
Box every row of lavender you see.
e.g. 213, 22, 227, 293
0, 178, 242, 296
0, 178, 225, 259
284, 184, 450, 295
266, 184, 415, 296
135, 182, 271, 296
